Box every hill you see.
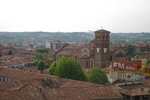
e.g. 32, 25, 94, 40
0, 32, 150, 47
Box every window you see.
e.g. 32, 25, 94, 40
96, 48, 100, 53
106, 35, 108, 39
104, 48, 107, 53
96, 35, 98, 39
103, 35, 105, 39
85, 50, 86, 52
96, 43, 98, 46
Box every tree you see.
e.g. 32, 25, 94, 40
36, 48, 49, 53
33, 60, 39, 66
30, 51, 53, 67
8, 49, 12, 55
126, 44, 134, 61
37, 61, 45, 73
45, 63, 49, 69
48, 57, 86, 81
86, 67, 109, 85
48, 62, 57, 75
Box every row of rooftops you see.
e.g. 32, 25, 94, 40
0, 68, 150, 99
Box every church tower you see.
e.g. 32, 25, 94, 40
94, 29, 110, 68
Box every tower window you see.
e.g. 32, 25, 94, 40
106, 35, 108, 39
99, 35, 100, 39
96, 43, 98, 46
96, 35, 98, 39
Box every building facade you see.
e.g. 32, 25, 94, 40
54, 29, 110, 68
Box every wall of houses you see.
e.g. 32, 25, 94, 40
0, 76, 16, 82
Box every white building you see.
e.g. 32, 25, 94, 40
45, 42, 51, 49
108, 65, 145, 83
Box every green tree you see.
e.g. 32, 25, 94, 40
49, 57, 86, 81
8, 49, 12, 55
36, 48, 49, 53
126, 44, 134, 61
37, 61, 45, 73
45, 63, 49, 69
30, 51, 53, 67
48, 62, 57, 75
33, 60, 39, 66
86, 67, 109, 85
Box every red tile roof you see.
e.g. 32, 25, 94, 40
57, 51, 81, 57
43, 85, 122, 100
0, 68, 124, 100
0, 68, 56, 81
141, 79, 150, 87
120, 89, 150, 96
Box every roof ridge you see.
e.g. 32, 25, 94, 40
131, 89, 135, 96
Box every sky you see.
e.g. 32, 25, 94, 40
0, 0, 150, 32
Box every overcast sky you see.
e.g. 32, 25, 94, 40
0, 0, 150, 32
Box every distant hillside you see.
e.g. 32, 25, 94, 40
110, 33, 150, 42
0, 32, 150, 47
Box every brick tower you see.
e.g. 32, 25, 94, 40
94, 29, 110, 68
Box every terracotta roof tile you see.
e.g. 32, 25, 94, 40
120, 89, 150, 96
118, 83, 144, 89
57, 51, 81, 57
0, 68, 57, 81
0, 55, 13, 60
0, 68, 123, 100
115, 52, 126, 57
141, 79, 150, 87
43, 86, 122, 100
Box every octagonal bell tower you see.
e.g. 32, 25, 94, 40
94, 29, 110, 68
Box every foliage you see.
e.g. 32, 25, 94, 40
33, 60, 39, 66
31, 52, 53, 67
1, 32, 150, 46
48, 57, 86, 81
8, 49, 12, 55
36, 48, 49, 53
37, 61, 45, 72
86, 67, 109, 85
126, 44, 134, 60
131, 54, 137, 57
48, 62, 57, 75
45, 63, 49, 69
147, 60, 150, 65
